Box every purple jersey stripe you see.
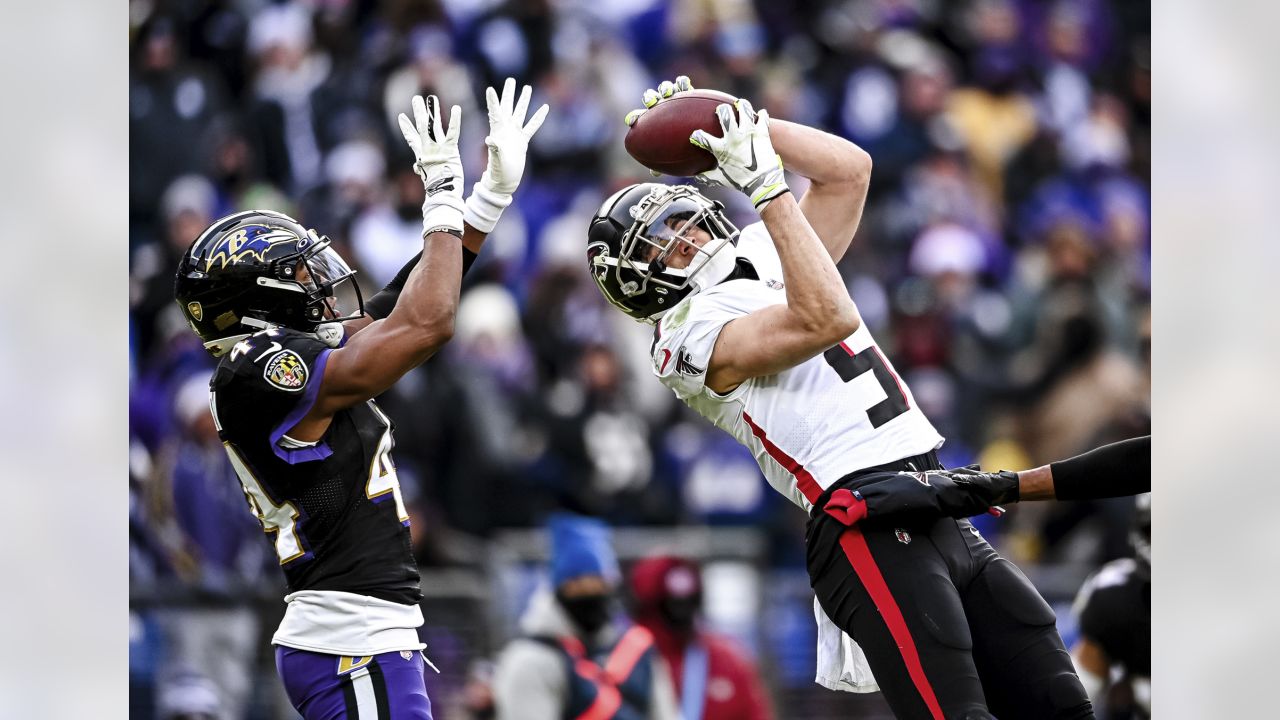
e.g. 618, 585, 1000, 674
270, 348, 335, 464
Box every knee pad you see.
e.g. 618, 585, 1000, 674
1047, 671, 1094, 720
979, 559, 1057, 628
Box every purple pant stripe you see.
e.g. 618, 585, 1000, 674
275, 646, 434, 720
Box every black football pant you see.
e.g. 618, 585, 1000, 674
806, 466, 1093, 719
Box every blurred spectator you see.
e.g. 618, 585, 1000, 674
629, 555, 774, 720
131, 14, 229, 229
1071, 493, 1151, 718
155, 665, 223, 720
152, 374, 271, 720
245, 2, 331, 192
493, 514, 679, 719
131, 175, 217, 360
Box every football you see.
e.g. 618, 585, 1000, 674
624, 89, 738, 177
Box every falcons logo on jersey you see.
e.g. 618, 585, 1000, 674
675, 348, 705, 376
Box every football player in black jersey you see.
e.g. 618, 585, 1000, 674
173, 80, 547, 720
1071, 493, 1151, 718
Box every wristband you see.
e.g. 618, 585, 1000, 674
462, 177, 513, 234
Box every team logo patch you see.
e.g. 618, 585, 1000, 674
675, 348, 705, 376
895, 528, 912, 545
186, 301, 203, 321
337, 656, 372, 675
264, 350, 308, 391
765, 278, 785, 290
202, 225, 297, 270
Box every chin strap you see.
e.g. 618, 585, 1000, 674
688, 238, 742, 294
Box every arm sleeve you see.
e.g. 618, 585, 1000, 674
650, 293, 744, 400
493, 641, 566, 720
1050, 435, 1150, 501
363, 248, 478, 320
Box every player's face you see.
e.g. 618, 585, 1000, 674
642, 219, 711, 270
294, 263, 339, 319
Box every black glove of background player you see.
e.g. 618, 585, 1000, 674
822, 467, 1021, 527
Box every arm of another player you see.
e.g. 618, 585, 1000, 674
345, 79, 547, 335
768, 119, 872, 263
688, 102, 861, 394
289, 95, 466, 442
938, 435, 1151, 503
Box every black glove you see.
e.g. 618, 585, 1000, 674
820, 468, 1020, 527
936, 466, 1021, 508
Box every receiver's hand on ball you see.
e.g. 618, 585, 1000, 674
689, 99, 789, 211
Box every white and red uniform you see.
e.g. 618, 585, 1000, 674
651, 221, 944, 513
650, 221, 946, 694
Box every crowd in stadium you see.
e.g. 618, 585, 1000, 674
129, 0, 1150, 717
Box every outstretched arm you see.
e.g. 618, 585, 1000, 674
288, 94, 467, 441
684, 100, 860, 394
768, 119, 872, 263
347, 78, 547, 335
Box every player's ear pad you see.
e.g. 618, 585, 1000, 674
913, 572, 974, 650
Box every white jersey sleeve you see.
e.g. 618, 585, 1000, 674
650, 284, 759, 401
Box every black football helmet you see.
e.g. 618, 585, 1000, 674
174, 210, 364, 355
587, 183, 740, 323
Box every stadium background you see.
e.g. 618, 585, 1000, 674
128, 0, 1150, 717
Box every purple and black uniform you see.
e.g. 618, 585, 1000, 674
210, 328, 432, 719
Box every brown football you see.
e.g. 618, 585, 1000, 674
624, 89, 738, 177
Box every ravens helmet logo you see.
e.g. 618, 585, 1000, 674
202, 225, 299, 271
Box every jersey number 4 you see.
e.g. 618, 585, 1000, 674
823, 342, 910, 428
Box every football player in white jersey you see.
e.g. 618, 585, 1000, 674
587, 78, 1093, 720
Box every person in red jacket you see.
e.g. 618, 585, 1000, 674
628, 555, 774, 720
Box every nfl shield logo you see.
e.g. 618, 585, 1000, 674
187, 301, 203, 321
895, 528, 912, 545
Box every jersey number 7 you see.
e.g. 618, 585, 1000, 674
822, 341, 910, 428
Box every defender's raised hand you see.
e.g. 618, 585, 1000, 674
398, 94, 465, 236
464, 78, 549, 233
689, 99, 789, 210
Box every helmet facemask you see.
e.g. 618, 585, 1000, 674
285, 231, 365, 326
595, 186, 738, 322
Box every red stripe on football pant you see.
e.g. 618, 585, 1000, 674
741, 411, 822, 504
837, 527, 945, 720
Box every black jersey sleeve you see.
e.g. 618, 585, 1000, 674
211, 329, 336, 464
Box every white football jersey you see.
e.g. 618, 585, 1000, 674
652, 222, 943, 512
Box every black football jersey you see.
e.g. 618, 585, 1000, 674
1076, 557, 1151, 677
209, 328, 421, 605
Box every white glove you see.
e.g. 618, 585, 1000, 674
689, 99, 789, 211
398, 94, 465, 237
463, 77, 549, 233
